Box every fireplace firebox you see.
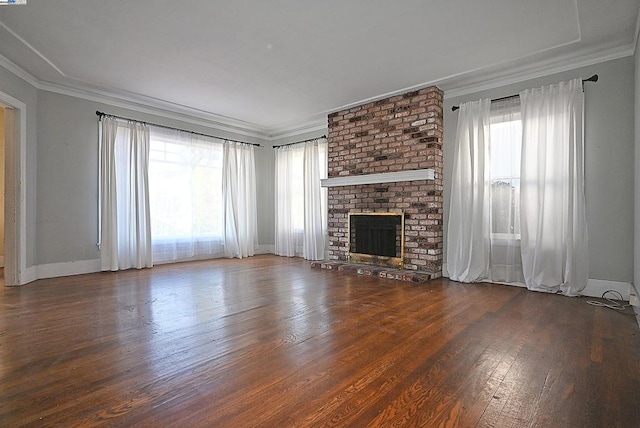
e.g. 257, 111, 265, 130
348, 212, 404, 269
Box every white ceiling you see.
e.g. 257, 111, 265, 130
0, 0, 638, 136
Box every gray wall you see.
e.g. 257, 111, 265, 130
255, 143, 275, 248
444, 56, 636, 283
0, 64, 278, 268
2, 53, 635, 283
34, 91, 274, 265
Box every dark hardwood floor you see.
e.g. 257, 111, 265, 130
0, 255, 639, 427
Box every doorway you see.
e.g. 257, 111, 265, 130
0, 90, 26, 286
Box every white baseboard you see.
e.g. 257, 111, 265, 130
581, 279, 631, 301
443, 264, 631, 301
35, 259, 102, 280
632, 283, 640, 328
19, 261, 101, 284
18, 249, 279, 284
18, 255, 633, 305
255, 244, 275, 255
23, 265, 39, 285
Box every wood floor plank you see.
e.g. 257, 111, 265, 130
0, 255, 639, 427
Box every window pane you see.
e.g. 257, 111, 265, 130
491, 178, 520, 234
149, 128, 224, 262
490, 102, 521, 237
290, 148, 304, 230
490, 120, 521, 179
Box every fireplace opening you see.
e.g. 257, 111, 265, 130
348, 212, 404, 269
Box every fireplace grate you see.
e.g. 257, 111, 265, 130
348, 212, 404, 269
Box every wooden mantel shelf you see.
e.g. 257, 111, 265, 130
320, 169, 434, 188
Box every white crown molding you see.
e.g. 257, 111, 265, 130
265, 119, 327, 141
442, 43, 635, 100
1, 39, 636, 141
39, 80, 270, 140
0, 53, 271, 140
0, 52, 41, 88
284, 44, 635, 140
0, 21, 65, 76
0, 21, 272, 139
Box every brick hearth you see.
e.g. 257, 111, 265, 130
310, 261, 435, 283
325, 86, 444, 280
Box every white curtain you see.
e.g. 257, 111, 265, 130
303, 140, 328, 259
275, 138, 327, 260
519, 78, 588, 295
222, 142, 258, 259
275, 145, 298, 256
148, 126, 225, 263
99, 117, 153, 271
447, 79, 588, 296
446, 99, 491, 282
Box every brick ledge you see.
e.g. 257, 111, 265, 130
310, 261, 440, 283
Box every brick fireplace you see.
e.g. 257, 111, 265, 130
322, 86, 443, 279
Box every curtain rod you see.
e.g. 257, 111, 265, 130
273, 135, 327, 148
95, 111, 262, 147
451, 74, 599, 112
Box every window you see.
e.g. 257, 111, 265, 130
288, 145, 308, 232
148, 127, 225, 262
447, 79, 586, 291
489, 99, 522, 240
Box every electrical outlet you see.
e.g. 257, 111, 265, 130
630, 293, 639, 307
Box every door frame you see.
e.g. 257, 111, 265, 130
0, 90, 26, 286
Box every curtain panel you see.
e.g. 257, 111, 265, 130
275, 145, 298, 257
275, 138, 327, 260
99, 117, 153, 271
519, 78, 588, 295
446, 99, 492, 282
222, 142, 258, 259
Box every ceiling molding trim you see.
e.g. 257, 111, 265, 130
266, 120, 327, 141
442, 43, 635, 100
573, 0, 582, 43
0, 54, 269, 140
265, 112, 328, 140
0, 21, 66, 77
634, 6, 640, 54
303, 45, 632, 125
265, 42, 636, 140
2, 34, 637, 142
38, 80, 270, 139
0, 52, 42, 89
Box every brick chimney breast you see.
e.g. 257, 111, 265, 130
326, 86, 443, 275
